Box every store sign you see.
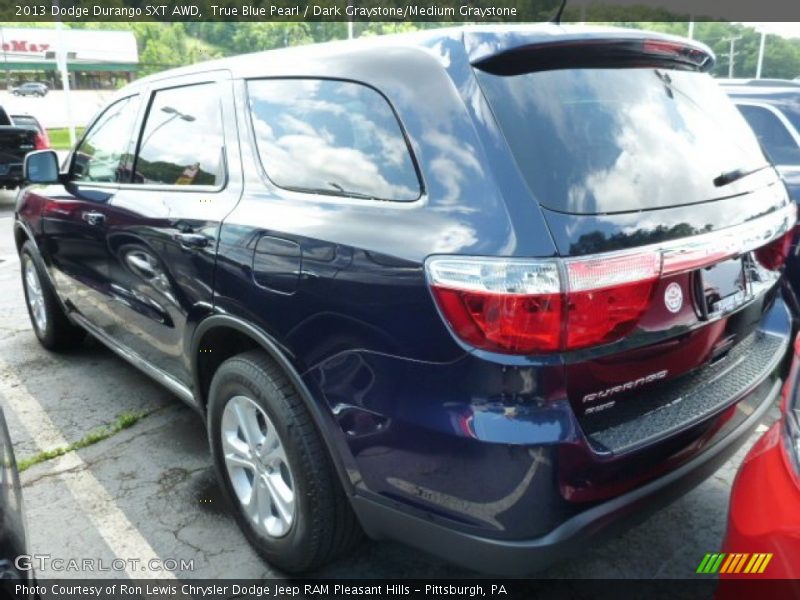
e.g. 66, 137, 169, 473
0, 27, 138, 64
1, 40, 51, 54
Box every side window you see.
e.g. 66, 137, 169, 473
247, 78, 421, 202
133, 83, 225, 187
73, 95, 139, 183
737, 104, 800, 166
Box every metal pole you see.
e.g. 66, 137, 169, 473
756, 30, 766, 79
0, 27, 9, 91
687, 21, 695, 40
54, 16, 75, 146
50, 2, 75, 145
726, 36, 741, 79
347, 0, 354, 39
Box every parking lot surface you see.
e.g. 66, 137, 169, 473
0, 90, 110, 129
0, 190, 779, 579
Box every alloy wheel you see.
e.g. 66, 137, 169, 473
221, 395, 296, 538
23, 258, 47, 333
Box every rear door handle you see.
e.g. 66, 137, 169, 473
173, 232, 209, 249
82, 211, 105, 226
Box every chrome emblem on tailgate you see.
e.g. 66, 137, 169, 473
664, 282, 683, 313
582, 369, 669, 405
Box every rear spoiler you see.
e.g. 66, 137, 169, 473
470, 34, 714, 76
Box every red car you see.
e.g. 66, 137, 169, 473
10, 113, 50, 149
723, 333, 800, 579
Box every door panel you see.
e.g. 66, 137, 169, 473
97, 75, 242, 388
41, 95, 142, 330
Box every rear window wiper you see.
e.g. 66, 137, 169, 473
282, 182, 381, 201
326, 182, 378, 201
713, 164, 772, 187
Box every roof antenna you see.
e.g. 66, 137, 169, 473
551, 0, 568, 24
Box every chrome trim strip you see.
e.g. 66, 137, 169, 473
71, 313, 195, 405
557, 192, 795, 277
660, 198, 796, 275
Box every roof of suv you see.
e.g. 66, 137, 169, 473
130, 24, 714, 89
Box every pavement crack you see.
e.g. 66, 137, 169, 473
17, 407, 163, 472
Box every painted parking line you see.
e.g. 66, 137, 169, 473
0, 359, 175, 580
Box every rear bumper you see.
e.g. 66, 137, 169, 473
723, 419, 800, 579
353, 375, 781, 576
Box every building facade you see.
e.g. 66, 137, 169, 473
0, 26, 138, 90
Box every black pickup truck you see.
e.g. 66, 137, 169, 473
0, 106, 38, 189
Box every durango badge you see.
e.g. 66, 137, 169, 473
664, 282, 683, 313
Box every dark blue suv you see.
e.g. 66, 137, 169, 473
14, 25, 797, 575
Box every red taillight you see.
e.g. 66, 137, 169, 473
427, 258, 562, 354
34, 132, 49, 150
755, 229, 794, 271
566, 280, 657, 350
426, 253, 659, 354
426, 203, 795, 356
431, 288, 563, 353
564, 252, 660, 350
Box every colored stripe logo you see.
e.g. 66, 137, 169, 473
697, 553, 773, 574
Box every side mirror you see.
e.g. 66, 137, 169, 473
24, 150, 60, 184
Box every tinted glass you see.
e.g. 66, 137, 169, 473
248, 79, 420, 201
738, 105, 800, 166
73, 95, 139, 183
781, 104, 800, 134
134, 83, 224, 186
478, 68, 766, 214
11, 115, 39, 132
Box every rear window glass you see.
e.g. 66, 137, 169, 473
477, 68, 767, 214
247, 78, 421, 202
783, 105, 800, 133
11, 116, 39, 131
737, 105, 800, 166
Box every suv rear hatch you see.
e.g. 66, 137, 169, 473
461, 30, 795, 461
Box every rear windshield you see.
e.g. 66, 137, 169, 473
477, 68, 767, 214
11, 115, 38, 131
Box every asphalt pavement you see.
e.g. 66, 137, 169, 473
0, 190, 780, 579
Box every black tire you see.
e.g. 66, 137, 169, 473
208, 351, 361, 573
20, 241, 85, 351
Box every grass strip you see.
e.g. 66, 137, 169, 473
17, 409, 152, 472
46, 127, 85, 150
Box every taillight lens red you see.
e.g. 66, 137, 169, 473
755, 229, 794, 271
564, 252, 660, 350
426, 253, 659, 354
431, 288, 563, 353
566, 280, 657, 350
34, 132, 49, 150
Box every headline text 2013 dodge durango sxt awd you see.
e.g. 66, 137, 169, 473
13, 25, 797, 575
